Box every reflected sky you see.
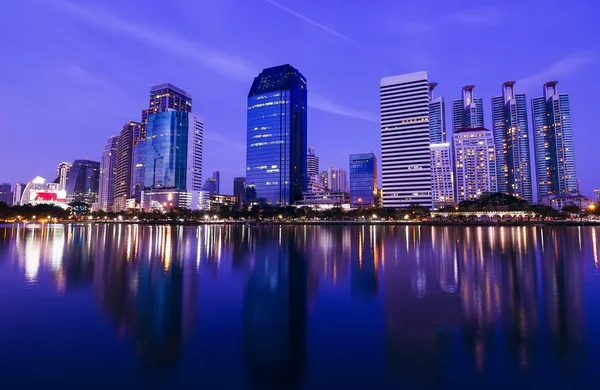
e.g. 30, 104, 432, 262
0, 224, 599, 389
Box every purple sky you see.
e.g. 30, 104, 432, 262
1, 0, 598, 195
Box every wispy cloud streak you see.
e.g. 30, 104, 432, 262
264, 0, 360, 45
518, 51, 594, 89
445, 7, 505, 28
49, 1, 375, 121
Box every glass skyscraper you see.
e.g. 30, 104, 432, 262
98, 135, 119, 211
142, 110, 203, 192
492, 81, 533, 203
114, 121, 140, 211
452, 85, 484, 133
349, 153, 378, 208
429, 82, 454, 208
246, 64, 307, 205
66, 159, 100, 204
532, 81, 577, 199
428, 83, 446, 144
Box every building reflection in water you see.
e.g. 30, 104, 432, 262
243, 228, 307, 389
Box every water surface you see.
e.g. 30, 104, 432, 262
1, 224, 599, 389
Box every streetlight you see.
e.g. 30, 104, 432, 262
358, 198, 363, 209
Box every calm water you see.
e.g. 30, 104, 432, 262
1, 224, 600, 389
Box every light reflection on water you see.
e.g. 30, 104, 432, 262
0, 223, 599, 389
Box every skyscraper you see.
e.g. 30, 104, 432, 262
492, 81, 533, 203
430, 144, 454, 208
54, 162, 72, 192
452, 85, 485, 133
453, 127, 497, 202
0, 183, 12, 205
326, 166, 348, 192
532, 81, 577, 199
233, 177, 246, 208
307, 146, 319, 176
66, 159, 101, 204
12, 182, 24, 206
429, 82, 454, 208
246, 64, 307, 205
98, 135, 119, 211
212, 171, 220, 194
133, 84, 193, 204
202, 177, 218, 195
380, 71, 432, 208
141, 109, 203, 210
114, 121, 140, 211
349, 153, 377, 208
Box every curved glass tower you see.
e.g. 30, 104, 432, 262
66, 159, 100, 204
246, 64, 307, 205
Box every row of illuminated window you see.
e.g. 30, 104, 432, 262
249, 141, 285, 147
248, 100, 286, 110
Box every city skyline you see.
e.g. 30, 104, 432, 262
0, 0, 598, 196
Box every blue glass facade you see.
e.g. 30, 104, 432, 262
349, 153, 377, 208
246, 64, 307, 205
142, 111, 190, 190
66, 159, 100, 204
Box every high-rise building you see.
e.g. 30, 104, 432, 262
430, 144, 454, 208
428, 83, 446, 144
326, 166, 348, 192
452, 85, 484, 133
54, 162, 72, 192
428, 82, 454, 208
98, 135, 119, 211
246, 64, 307, 205
133, 84, 193, 204
12, 182, 24, 206
212, 171, 220, 194
114, 121, 140, 211
307, 146, 319, 176
203, 178, 218, 195
532, 81, 577, 200
140, 109, 203, 210
453, 127, 497, 202
349, 153, 378, 208
0, 183, 12, 205
66, 159, 101, 204
233, 177, 246, 208
380, 71, 432, 208
492, 81, 533, 203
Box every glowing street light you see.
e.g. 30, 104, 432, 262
358, 197, 363, 208
589, 204, 597, 211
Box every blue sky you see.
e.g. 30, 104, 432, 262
0, 0, 597, 195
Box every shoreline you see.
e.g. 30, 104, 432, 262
2, 220, 600, 227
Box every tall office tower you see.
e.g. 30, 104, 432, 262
114, 121, 140, 211
212, 171, 221, 194
532, 81, 577, 199
349, 153, 378, 208
141, 109, 203, 210
430, 144, 454, 208
66, 159, 101, 204
491, 81, 533, 203
233, 177, 246, 208
12, 182, 24, 206
307, 146, 319, 176
98, 135, 119, 211
54, 162, 72, 191
246, 64, 307, 205
452, 85, 485, 133
380, 71, 432, 208
326, 166, 349, 192
0, 183, 12, 205
428, 83, 446, 144
429, 82, 454, 208
453, 127, 497, 202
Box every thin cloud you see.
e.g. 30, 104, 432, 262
204, 131, 245, 151
49, 1, 375, 121
61, 63, 122, 91
446, 7, 505, 28
264, 0, 360, 45
518, 51, 595, 89
310, 94, 377, 123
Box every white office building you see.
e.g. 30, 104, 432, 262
453, 127, 497, 202
380, 71, 432, 208
430, 143, 454, 208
